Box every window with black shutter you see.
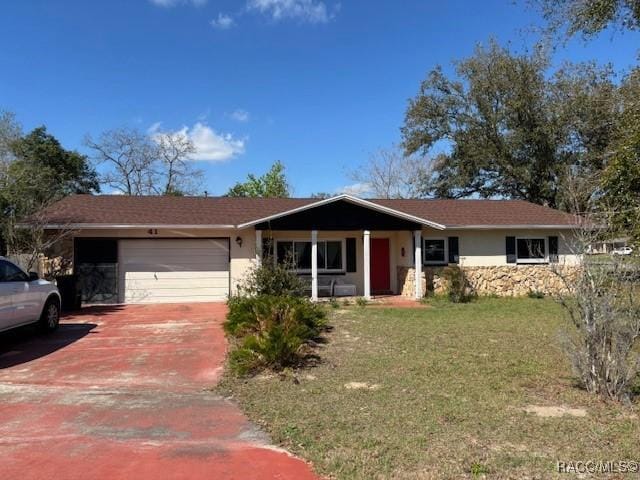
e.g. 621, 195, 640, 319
346, 238, 357, 272
448, 237, 459, 264
549, 236, 559, 263
506, 236, 517, 264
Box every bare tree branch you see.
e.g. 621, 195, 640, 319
348, 146, 432, 199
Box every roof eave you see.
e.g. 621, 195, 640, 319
34, 223, 237, 230
445, 224, 581, 230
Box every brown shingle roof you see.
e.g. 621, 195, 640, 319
38, 194, 577, 228
371, 198, 577, 227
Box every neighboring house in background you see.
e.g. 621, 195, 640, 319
586, 237, 630, 255
37, 194, 581, 305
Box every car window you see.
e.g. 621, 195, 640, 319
0, 260, 29, 282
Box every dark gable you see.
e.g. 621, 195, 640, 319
255, 200, 422, 231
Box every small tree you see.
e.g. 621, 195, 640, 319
227, 161, 290, 198
552, 188, 640, 403
236, 252, 304, 297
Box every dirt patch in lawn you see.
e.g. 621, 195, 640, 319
343, 381, 380, 390
523, 405, 587, 418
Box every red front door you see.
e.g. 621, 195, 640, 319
370, 238, 391, 293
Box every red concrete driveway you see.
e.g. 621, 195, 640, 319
0, 303, 318, 480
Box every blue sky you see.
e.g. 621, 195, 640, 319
2, 1, 639, 196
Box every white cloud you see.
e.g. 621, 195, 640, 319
147, 121, 163, 134
149, 0, 207, 7
210, 13, 236, 30
229, 109, 250, 123
247, 0, 338, 24
149, 122, 246, 162
337, 182, 371, 197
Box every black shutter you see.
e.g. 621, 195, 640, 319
506, 236, 517, 264
549, 236, 559, 263
448, 237, 459, 264
346, 238, 357, 272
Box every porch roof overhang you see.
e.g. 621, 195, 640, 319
237, 194, 446, 231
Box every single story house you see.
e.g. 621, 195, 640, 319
38, 194, 581, 305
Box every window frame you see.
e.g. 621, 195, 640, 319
275, 238, 346, 273
422, 237, 448, 265
515, 237, 548, 264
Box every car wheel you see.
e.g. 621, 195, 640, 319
39, 298, 60, 332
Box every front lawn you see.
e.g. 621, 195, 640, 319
217, 298, 639, 479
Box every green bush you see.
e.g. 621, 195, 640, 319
225, 295, 324, 336
441, 266, 474, 303
237, 257, 304, 297
355, 296, 368, 307
225, 295, 326, 375
527, 290, 545, 299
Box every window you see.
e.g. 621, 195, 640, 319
516, 238, 547, 263
0, 260, 28, 282
423, 238, 447, 264
276, 240, 344, 272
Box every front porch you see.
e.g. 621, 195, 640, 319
254, 228, 427, 301
237, 197, 448, 301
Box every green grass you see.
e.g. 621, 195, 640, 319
217, 298, 639, 479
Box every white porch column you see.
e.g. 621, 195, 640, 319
311, 230, 318, 301
363, 230, 371, 299
414, 230, 422, 299
255, 230, 262, 266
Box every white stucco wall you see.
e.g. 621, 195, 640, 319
70, 226, 581, 299
391, 228, 581, 268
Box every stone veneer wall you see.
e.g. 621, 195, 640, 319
397, 265, 579, 297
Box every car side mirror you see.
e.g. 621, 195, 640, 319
28, 271, 39, 281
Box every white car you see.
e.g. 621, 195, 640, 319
612, 246, 633, 256
0, 257, 61, 333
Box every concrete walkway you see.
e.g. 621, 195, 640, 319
0, 303, 318, 480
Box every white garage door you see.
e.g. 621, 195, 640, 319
119, 239, 230, 304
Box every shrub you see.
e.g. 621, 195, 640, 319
225, 295, 324, 337
355, 297, 368, 307
237, 256, 304, 297
441, 266, 473, 303
225, 295, 326, 375
527, 290, 545, 299
555, 259, 640, 402
329, 298, 340, 309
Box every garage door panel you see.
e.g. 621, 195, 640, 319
124, 293, 228, 304
124, 277, 230, 290
123, 262, 228, 273
122, 239, 229, 249
124, 271, 230, 280
124, 293, 229, 304
124, 287, 229, 296
121, 247, 229, 256
122, 253, 227, 260
119, 239, 230, 304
